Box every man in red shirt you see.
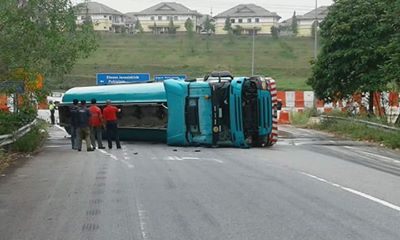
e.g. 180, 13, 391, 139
89, 98, 105, 149
103, 100, 121, 149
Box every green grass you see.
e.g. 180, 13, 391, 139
10, 121, 48, 153
54, 33, 316, 90
312, 119, 400, 149
290, 108, 319, 126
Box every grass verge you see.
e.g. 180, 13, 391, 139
290, 108, 319, 126
0, 120, 47, 173
49, 34, 316, 90
311, 119, 400, 149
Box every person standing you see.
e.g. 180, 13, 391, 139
49, 100, 57, 125
103, 100, 121, 149
89, 98, 105, 149
69, 99, 79, 150
76, 100, 94, 152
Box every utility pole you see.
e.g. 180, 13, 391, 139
251, 27, 256, 76
314, 0, 318, 60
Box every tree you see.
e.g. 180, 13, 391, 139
0, 0, 97, 87
232, 25, 243, 35
307, 0, 394, 114
184, 18, 195, 53
291, 11, 298, 36
135, 19, 144, 33
203, 16, 215, 34
271, 26, 280, 39
382, 1, 400, 89
168, 19, 176, 34
223, 17, 232, 32
184, 18, 194, 33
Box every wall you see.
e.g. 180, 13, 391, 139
138, 15, 199, 33
214, 17, 279, 35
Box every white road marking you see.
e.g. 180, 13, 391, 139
44, 145, 64, 148
54, 125, 68, 133
166, 156, 223, 164
300, 171, 400, 212
136, 202, 150, 240
344, 146, 400, 164
98, 149, 134, 168
120, 159, 135, 168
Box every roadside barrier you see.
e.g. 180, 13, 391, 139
320, 115, 400, 133
0, 120, 38, 147
277, 91, 400, 124
278, 111, 290, 124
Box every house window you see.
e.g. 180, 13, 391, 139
158, 16, 162, 20
150, 16, 154, 21
174, 16, 178, 21
255, 18, 260, 23
81, 16, 85, 20
109, 16, 112, 20
247, 18, 252, 23
104, 15, 107, 18
238, 19, 243, 23
231, 19, 235, 23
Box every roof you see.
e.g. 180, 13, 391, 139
75, 2, 123, 15
215, 4, 280, 19
125, 12, 138, 24
297, 6, 330, 20
136, 2, 202, 16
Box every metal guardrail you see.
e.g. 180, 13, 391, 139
0, 119, 38, 147
320, 115, 400, 132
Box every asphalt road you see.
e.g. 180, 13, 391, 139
1, 125, 400, 240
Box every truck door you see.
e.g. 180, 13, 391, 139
229, 78, 247, 147
258, 89, 273, 138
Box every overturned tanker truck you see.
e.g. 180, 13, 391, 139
59, 72, 278, 148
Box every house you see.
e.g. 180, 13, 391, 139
75, 2, 126, 33
214, 4, 281, 35
296, 6, 329, 37
135, 2, 202, 34
125, 12, 138, 33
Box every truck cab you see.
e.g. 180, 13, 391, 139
164, 72, 274, 147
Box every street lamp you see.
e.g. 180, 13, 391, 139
314, 0, 318, 60
251, 26, 256, 76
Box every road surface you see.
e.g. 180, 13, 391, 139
0, 125, 399, 240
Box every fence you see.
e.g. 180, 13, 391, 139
0, 120, 38, 147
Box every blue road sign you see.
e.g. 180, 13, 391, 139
0, 81, 24, 93
96, 73, 150, 85
154, 75, 186, 82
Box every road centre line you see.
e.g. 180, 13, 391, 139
135, 201, 150, 240
299, 171, 400, 212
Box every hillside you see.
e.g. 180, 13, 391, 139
58, 33, 316, 90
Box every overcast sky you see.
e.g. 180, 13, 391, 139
73, 0, 333, 20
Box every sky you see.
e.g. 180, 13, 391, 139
73, 0, 334, 20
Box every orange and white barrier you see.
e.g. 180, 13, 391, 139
277, 91, 400, 123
